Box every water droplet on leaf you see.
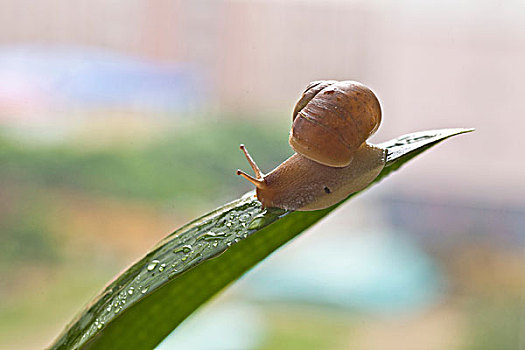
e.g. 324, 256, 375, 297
147, 260, 160, 271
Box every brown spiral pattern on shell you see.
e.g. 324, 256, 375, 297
289, 81, 382, 167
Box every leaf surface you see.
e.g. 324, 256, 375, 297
50, 128, 473, 350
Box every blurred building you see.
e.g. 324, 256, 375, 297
2, 1, 523, 112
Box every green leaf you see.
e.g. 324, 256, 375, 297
50, 128, 473, 350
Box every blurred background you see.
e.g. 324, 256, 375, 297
0, 1, 524, 349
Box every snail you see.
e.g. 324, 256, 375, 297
236, 80, 386, 211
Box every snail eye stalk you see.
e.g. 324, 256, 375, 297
236, 144, 265, 188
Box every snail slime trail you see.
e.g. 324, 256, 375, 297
237, 81, 386, 211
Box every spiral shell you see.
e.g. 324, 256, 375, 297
289, 80, 382, 167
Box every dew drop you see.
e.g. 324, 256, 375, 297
247, 211, 280, 230
141, 287, 149, 294
127, 287, 134, 295
147, 260, 160, 271
174, 245, 192, 254
159, 263, 166, 272
202, 231, 227, 241
239, 214, 250, 222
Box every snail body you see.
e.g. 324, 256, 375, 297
237, 80, 386, 211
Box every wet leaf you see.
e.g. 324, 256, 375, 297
50, 128, 473, 350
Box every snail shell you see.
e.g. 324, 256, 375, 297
289, 80, 382, 167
